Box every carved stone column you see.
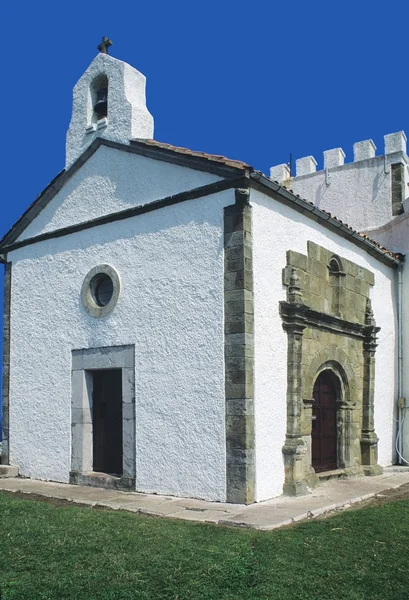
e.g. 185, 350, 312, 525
301, 398, 319, 488
336, 398, 363, 477
280, 268, 309, 496
361, 299, 383, 475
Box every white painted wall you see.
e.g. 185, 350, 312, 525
251, 188, 397, 502
362, 215, 409, 465
9, 188, 234, 502
364, 212, 409, 256
17, 146, 222, 242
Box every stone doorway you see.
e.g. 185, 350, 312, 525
280, 242, 383, 496
312, 371, 339, 472
70, 345, 136, 491
92, 369, 123, 476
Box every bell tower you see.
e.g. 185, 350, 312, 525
65, 37, 154, 167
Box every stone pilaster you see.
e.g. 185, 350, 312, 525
224, 187, 255, 504
281, 268, 309, 495
301, 397, 320, 487
391, 163, 405, 217
336, 399, 363, 476
361, 299, 383, 475
1, 262, 11, 465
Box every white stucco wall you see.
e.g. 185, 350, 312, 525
363, 212, 409, 256
362, 215, 409, 464
283, 152, 409, 232
17, 146, 222, 242
9, 188, 233, 502
251, 188, 397, 502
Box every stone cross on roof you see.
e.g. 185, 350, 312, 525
97, 36, 112, 54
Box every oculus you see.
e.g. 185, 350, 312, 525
81, 264, 120, 318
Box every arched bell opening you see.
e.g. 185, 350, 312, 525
312, 369, 341, 472
91, 74, 109, 124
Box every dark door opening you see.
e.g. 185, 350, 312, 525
92, 369, 123, 476
312, 370, 338, 473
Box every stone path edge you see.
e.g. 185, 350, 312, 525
0, 485, 233, 524
217, 489, 400, 531
1, 471, 409, 532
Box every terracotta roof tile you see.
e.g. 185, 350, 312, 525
131, 139, 252, 170
309, 204, 402, 261
313, 207, 402, 260
357, 232, 403, 261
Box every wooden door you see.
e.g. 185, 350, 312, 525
312, 371, 338, 472
92, 369, 123, 475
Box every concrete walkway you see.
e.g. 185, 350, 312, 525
1, 468, 409, 531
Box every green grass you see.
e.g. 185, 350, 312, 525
0, 492, 409, 599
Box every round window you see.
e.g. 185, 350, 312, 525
90, 273, 114, 307
81, 265, 120, 318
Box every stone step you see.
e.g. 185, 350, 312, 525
317, 468, 346, 483
0, 465, 19, 478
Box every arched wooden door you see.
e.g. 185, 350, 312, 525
312, 371, 339, 472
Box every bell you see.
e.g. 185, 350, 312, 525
94, 87, 108, 119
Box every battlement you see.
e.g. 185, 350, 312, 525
270, 131, 407, 182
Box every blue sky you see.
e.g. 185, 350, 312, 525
0, 0, 408, 421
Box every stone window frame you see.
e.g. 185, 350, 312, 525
70, 345, 136, 491
327, 254, 346, 317
81, 264, 120, 318
328, 255, 343, 274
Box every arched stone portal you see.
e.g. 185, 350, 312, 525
280, 242, 383, 496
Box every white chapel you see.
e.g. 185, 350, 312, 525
1, 41, 408, 504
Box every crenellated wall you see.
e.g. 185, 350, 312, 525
270, 132, 409, 232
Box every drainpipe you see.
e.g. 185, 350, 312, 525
397, 263, 407, 464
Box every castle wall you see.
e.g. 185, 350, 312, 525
270, 132, 409, 232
